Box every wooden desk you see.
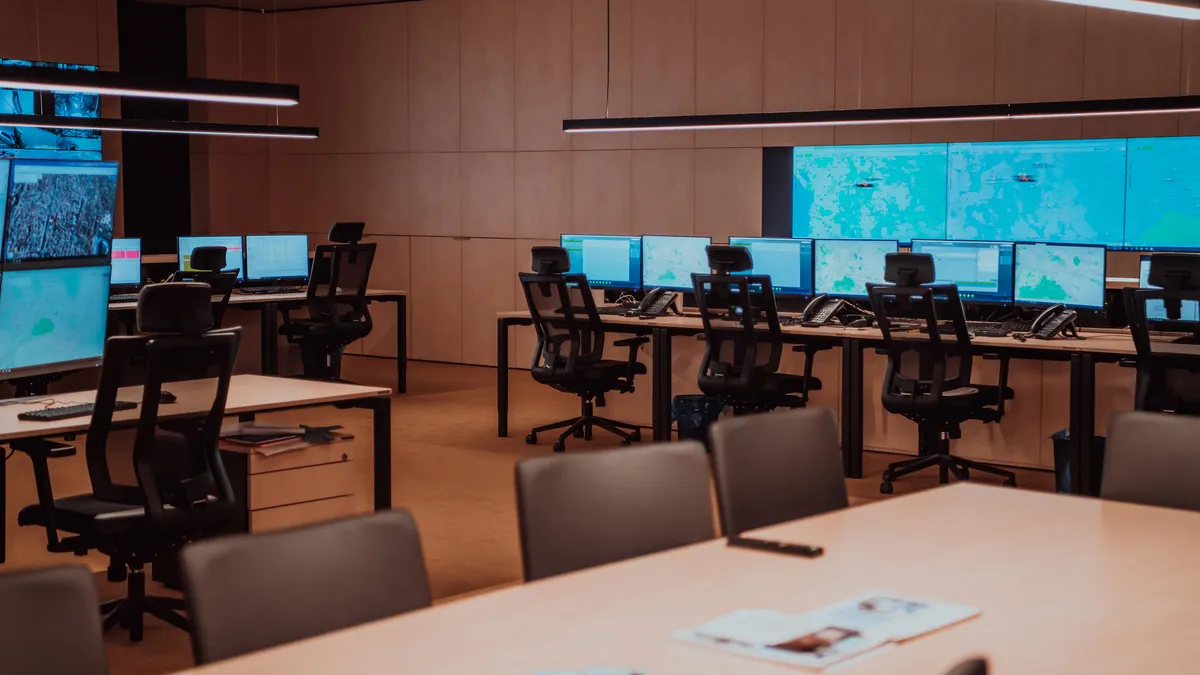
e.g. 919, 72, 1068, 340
180, 484, 1200, 674
110, 289, 408, 393
498, 311, 1145, 495
0, 375, 392, 564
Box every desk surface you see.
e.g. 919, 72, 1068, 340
181, 484, 1200, 674
0, 375, 390, 442
109, 288, 407, 311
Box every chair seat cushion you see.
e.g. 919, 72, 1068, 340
533, 359, 645, 389
280, 320, 371, 340
759, 373, 822, 398
19, 494, 228, 539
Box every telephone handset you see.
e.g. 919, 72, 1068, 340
1025, 304, 1081, 340
638, 288, 680, 319
801, 294, 847, 327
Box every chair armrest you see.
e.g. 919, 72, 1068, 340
11, 439, 76, 551
1118, 358, 1138, 369
613, 337, 650, 348
983, 354, 1012, 414
11, 438, 77, 461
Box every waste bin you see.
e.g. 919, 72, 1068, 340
1051, 429, 1106, 495
672, 395, 724, 448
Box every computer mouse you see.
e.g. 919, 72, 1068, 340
849, 317, 875, 328
159, 391, 177, 404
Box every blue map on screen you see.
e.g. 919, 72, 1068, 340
947, 139, 1127, 247
792, 144, 949, 242
1125, 137, 1200, 251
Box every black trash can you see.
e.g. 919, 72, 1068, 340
672, 395, 724, 448
1051, 429, 1106, 495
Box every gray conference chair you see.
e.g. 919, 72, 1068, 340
1101, 412, 1200, 512
945, 658, 988, 675
516, 442, 716, 581
181, 509, 432, 664
0, 565, 107, 675
709, 407, 849, 537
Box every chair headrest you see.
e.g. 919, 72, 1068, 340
1149, 254, 1200, 292
329, 222, 366, 244
532, 246, 570, 275
706, 245, 752, 274
137, 283, 215, 334
189, 246, 227, 273
884, 253, 936, 286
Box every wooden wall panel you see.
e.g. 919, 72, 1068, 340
695, 148, 762, 240
411, 237, 463, 363
695, 0, 764, 149
632, 149, 695, 236
571, 150, 632, 234
270, 11, 317, 154
516, 0, 572, 151
409, 0, 461, 153
0, 1, 38, 59
460, 0, 516, 152
41, 0, 100, 65
356, 153, 410, 235
515, 151, 572, 239
360, 235, 412, 359
834, 0, 915, 145
910, 0, 996, 144
462, 239, 518, 366
355, 3, 410, 154
409, 153, 463, 237
994, 0, 1085, 141
762, 0, 836, 147
1082, 8, 1183, 139
199, 153, 270, 235
304, 9, 360, 154
462, 152, 517, 239
1181, 20, 1200, 135
630, 0, 696, 149
571, 0, 633, 151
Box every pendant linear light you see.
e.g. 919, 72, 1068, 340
0, 114, 318, 140
1043, 0, 1200, 20
563, 95, 1200, 134
0, 65, 300, 107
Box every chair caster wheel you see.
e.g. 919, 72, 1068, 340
631, 430, 641, 442
525, 433, 537, 445
880, 481, 894, 495
620, 439, 633, 446
552, 441, 566, 453
1002, 478, 1016, 488
960, 468, 970, 480
881, 470, 893, 482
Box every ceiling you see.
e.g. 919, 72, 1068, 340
139, 0, 418, 11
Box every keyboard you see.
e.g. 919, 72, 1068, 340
238, 286, 305, 295
598, 305, 637, 316
19, 400, 137, 422
109, 294, 138, 303
925, 321, 1033, 338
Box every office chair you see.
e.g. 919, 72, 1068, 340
867, 253, 1017, 494
515, 442, 715, 580
945, 658, 988, 675
1124, 254, 1200, 414
280, 222, 376, 380
708, 407, 848, 537
182, 509, 431, 664
1101, 411, 1200, 512
0, 565, 107, 675
16, 282, 242, 642
692, 245, 823, 415
174, 245, 239, 327
519, 246, 648, 452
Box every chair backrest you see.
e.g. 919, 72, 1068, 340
0, 565, 107, 675
944, 658, 988, 675
1102, 411, 1200, 511
692, 272, 784, 398
181, 509, 432, 664
1123, 286, 1200, 414
173, 270, 239, 327
868, 281, 973, 413
519, 271, 607, 376
709, 407, 848, 537
516, 442, 715, 581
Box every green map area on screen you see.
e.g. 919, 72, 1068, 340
1125, 137, 1200, 250
792, 144, 949, 242
1015, 245, 1105, 308
0, 266, 110, 372
814, 241, 893, 297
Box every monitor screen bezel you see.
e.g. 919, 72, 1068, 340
728, 236, 815, 296
640, 234, 713, 292
811, 238, 900, 298
1013, 241, 1108, 310
177, 235, 246, 282
558, 233, 643, 291
909, 239, 1016, 305
244, 233, 311, 283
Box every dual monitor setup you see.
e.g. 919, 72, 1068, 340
109, 234, 313, 289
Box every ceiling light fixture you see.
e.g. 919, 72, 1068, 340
563, 95, 1200, 133
0, 65, 300, 107
0, 114, 318, 139
1041, 0, 1200, 20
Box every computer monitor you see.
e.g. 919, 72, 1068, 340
178, 235, 244, 281
245, 234, 310, 282
1139, 256, 1200, 322
812, 239, 899, 298
1125, 136, 1200, 251
728, 237, 814, 296
3, 159, 119, 262
109, 237, 141, 287
910, 240, 1015, 304
1013, 243, 1107, 309
0, 264, 111, 379
559, 234, 642, 290
641, 235, 712, 291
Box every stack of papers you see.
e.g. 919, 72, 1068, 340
219, 422, 354, 457
675, 592, 979, 671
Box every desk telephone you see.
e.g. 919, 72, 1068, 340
1020, 304, 1081, 341
637, 288, 680, 319
800, 294, 847, 327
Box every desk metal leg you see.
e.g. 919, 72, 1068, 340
498, 318, 510, 438
652, 327, 673, 442
371, 397, 393, 510
1069, 353, 1097, 496
840, 338, 864, 479
260, 302, 279, 376
396, 296, 407, 394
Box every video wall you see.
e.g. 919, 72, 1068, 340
762, 136, 1200, 251
0, 59, 103, 161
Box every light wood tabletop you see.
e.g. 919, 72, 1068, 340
108, 288, 407, 311
180, 484, 1200, 674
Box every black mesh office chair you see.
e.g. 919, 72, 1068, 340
520, 246, 648, 452
0, 565, 107, 675
1124, 254, 1200, 414
174, 245, 239, 328
280, 222, 376, 380
16, 282, 241, 641
867, 253, 1016, 494
692, 245, 822, 415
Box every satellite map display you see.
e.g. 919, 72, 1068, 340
4, 160, 119, 262
0, 59, 102, 160
947, 139, 1127, 247
1014, 244, 1106, 308
813, 239, 897, 298
1125, 137, 1200, 250
0, 265, 110, 375
792, 143, 949, 242
642, 236, 711, 290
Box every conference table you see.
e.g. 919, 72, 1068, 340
180, 484, 1200, 674
497, 310, 1161, 496
0, 375, 392, 564
109, 289, 408, 393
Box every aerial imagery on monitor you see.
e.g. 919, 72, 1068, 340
643, 239, 708, 289
4, 168, 117, 261
815, 242, 890, 297
1015, 246, 1104, 306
